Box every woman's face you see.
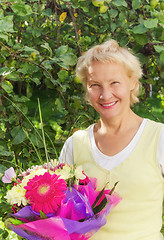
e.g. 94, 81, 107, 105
86, 61, 135, 122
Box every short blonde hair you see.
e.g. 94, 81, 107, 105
76, 39, 143, 106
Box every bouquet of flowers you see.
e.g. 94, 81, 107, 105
2, 160, 121, 240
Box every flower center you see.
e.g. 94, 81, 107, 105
38, 184, 50, 195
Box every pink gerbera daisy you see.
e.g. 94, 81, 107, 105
24, 172, 67, 214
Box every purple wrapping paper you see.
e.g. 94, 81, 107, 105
7, 185, 121, 240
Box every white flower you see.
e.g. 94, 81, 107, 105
5, 185, 28, 206
55, 165, 74, 180
75, 166, 86, 180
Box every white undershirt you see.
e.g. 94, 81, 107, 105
59, 119, 164, 175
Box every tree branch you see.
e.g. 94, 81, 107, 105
59, 0, 82, 54
54, 0, 60, 47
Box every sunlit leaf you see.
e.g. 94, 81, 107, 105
154, 45, 164, 53
11, 3, 33, 17
143, 18, 158, 28
112, 0, 127, 7
59, 12, 67, 22
132, 24, 148, 34
56, 45, 69, 56
0, 33, 8, 42
0, 16, 14, 33
1, 81, 13, 93
132, 0, 140, 9
160, 51, 164, 63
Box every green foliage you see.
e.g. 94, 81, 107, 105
0, 0, 163, 176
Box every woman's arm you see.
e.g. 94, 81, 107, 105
158, 127, 164, 176
59, 136, 74, 164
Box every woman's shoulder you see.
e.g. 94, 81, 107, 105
72, 125, 94, 138
146, 118, 164, 128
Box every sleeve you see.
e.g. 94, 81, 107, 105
158, 127, 164, 176
58, 136, 74, 164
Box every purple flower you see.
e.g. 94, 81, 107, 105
2, 167, 16, 183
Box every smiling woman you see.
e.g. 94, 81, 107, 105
59, 39, 164, 240
86, 61, 136, 122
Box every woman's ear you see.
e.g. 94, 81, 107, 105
130, 77, 138, 91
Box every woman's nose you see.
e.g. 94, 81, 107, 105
99, 87, 113, 100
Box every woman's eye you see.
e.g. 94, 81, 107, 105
112, 81, 119, 85
91, 84, 100, 87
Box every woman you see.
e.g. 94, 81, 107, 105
59, 39, 164, 240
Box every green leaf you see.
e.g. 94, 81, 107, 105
154, 45, 164, 53
132, 24, 147, 34
92, 0, 104, 7
0, 228, 3, 235
11, 126, 26, 145
0, 16, 14, 33
0, 67, 12, 76
41, 42, 52, 56
112, 0, 127, 7
92, 196, 108, 214
31, 77, 41, 85
30, 133, 44, 148
0, 9, 4, 18
56, 45, 69, 56
0, 33, 8, 42
110, 22, 117, 32
2, 230, 9, 239
0, 164, 8, 174
57, 70, 68, 81
12, 95, 30, 103
132, 0, 140, 9
0, 147, 13, 156
8, 218, 24, 226
108, 9, 118, 18
49, 121, 63, 133
1, 81, 13, 93
19, 46, 40, 55
11, 3, 33, 16
108, 181, 119, 195
160, 51, 164, 63
59, 53, 77, 67
40, 210, 48, 219
92, 186, 106, 208
134, 34, 148, 45
6, 72, 20, 81
143, 18, 158, 29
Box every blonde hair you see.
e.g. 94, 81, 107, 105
76, 39, 143, 106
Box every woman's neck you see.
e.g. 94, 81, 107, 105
95, 110, 143, 135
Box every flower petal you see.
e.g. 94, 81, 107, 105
2, 167, 16, 183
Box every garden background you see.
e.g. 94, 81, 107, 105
0, 0, 164, 238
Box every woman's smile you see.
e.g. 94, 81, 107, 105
100, 101, 118, 109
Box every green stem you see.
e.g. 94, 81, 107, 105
38, 98, 50, 170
